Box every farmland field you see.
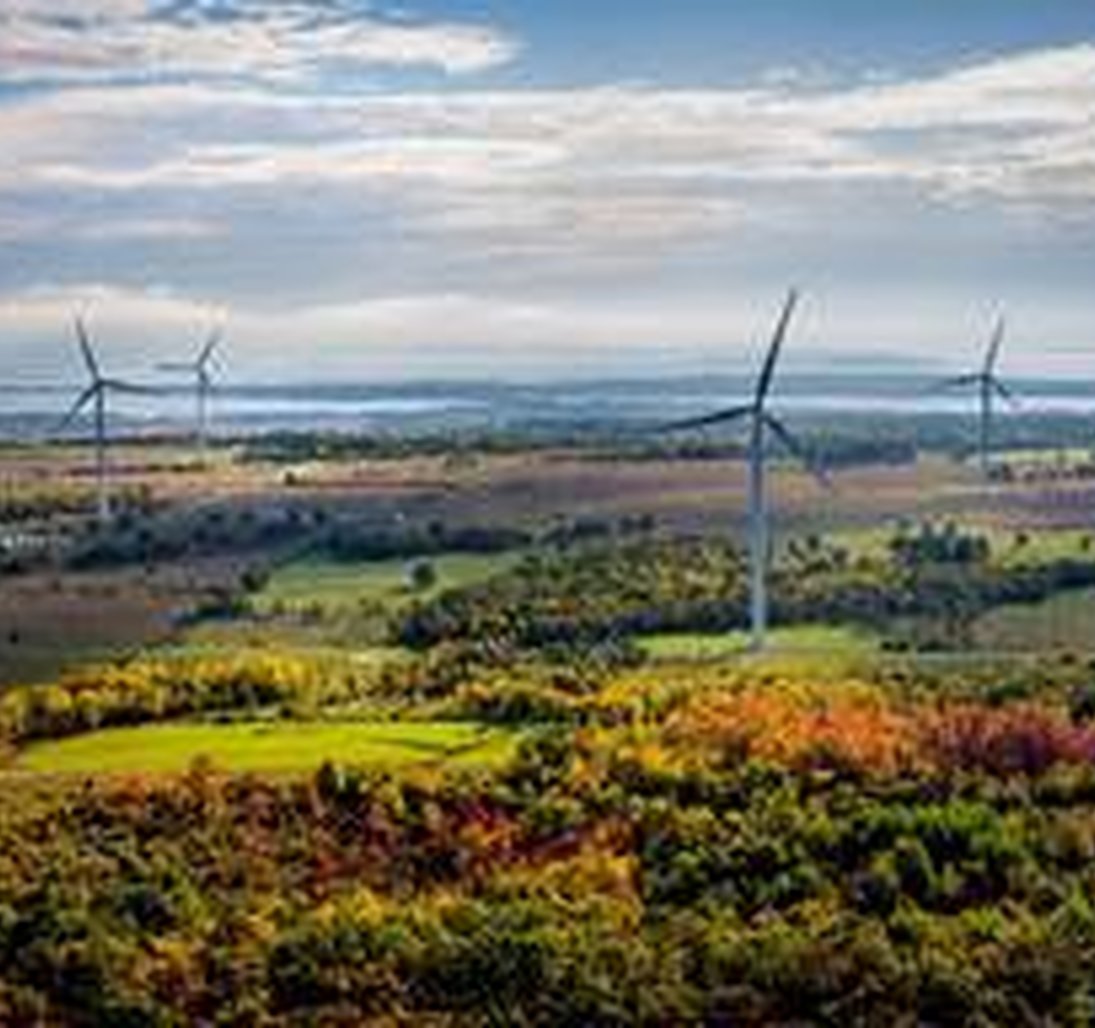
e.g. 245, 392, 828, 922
255, 551, 519, 615
0, 559, 249, 686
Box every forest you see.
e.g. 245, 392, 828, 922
5, 657, 1095, 1023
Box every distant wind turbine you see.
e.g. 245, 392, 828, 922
939, 316, 1016, 480
159, 325, 224, 457
658, 289, 830, 652
57, 316, 159, 523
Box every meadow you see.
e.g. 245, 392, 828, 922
637, 624, 880, 660
16, 720, 516, 775
255, 551, 520, 616
973, 587, 1095, 653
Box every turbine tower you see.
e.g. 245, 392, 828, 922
659, 289, 829, 652
159, 326, 224, 458
940, 316, 1015, 480
57, 316, 157, 524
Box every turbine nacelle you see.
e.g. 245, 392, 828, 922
655, 288, 828, 488
57, 315, 161, 523
158, 323, 226, 454
157, 327, 223, 375
937, 314, 1019, 479
938, 315, 1016, 400
58, 318, 160, 434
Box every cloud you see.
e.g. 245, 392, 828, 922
71, 216, 225, 242
5, 281, 1094, 383
30, 137, 567, 190
1, 41, 1094, 360
0, 0, 518, 83
333, 45, 1095, 208
4, 44, 1095, 256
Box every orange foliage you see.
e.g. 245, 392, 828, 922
667, 684, 917, 775
666, 683, 1095, 778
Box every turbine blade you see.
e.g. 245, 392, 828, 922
990, 376, 1020, 409
935, 373, 982, 391
754, 288, 799, 407
984, 316, 1006, 376
74, 316, 100, 380
764, 413, 831, 488
56, 384, 98, 433
198, 327, 223, 368
104, 379, 164, 396
653, 404, 753, 433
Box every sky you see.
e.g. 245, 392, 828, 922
1, 0, 1094, 383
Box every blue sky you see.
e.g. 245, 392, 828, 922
1, 0, 1094, 382
487, 1, 1095, 84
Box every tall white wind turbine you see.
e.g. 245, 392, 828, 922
159, 326, 224, 458
939, 316, 1016, 480
57, 316, 159, 523
659, 289, 830, 652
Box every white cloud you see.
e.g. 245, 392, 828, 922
4, 44, 1095, 258
0, 0, 518, 82
1, 42, 1094, 372
31, 137, 567, 190
72, 216, 225, 242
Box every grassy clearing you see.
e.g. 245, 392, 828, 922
637, 625, 880, 661
973, 588, 1095, 654
16, 720, 518, 776
996, 447, 1094, 467
153, 640, 411, 669
826, 524, 1095, 569
256, 552, 518, 616
824, 525, 896, 561
992, 529, 1095, 568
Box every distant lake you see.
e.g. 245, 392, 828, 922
3, 375, 1095, 439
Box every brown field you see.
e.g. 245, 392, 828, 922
434, 452, 1095, 536
0, 557, 254, 686
3, 444, 449, 503
9, 443, 1092, 535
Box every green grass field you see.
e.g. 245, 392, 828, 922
996, 447, 1094, 467
637, 625, 880, 660
16, 720, 518, 775
973, 588, 1095, 653
256, 552, 519, 615
993, 529, 1095, 569
827, 524, 1094, 569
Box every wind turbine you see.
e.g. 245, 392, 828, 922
939, 316, 1015, 480
159, 325, 224, 458
658, 289, 829, 652
57, 316, 158, 524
